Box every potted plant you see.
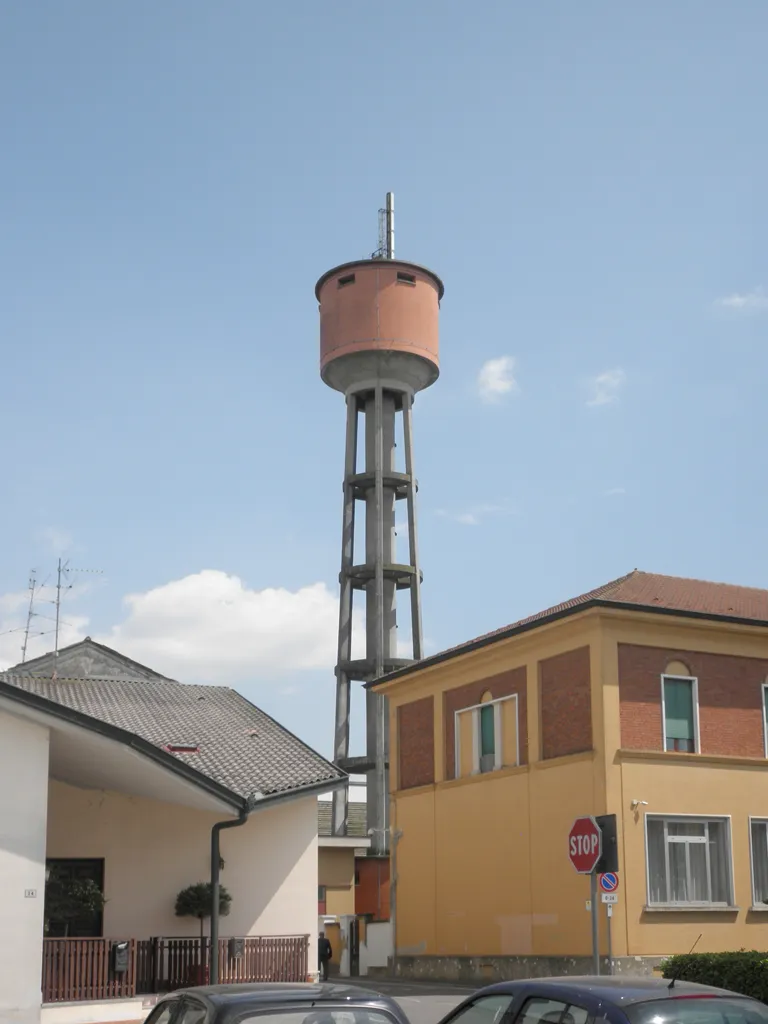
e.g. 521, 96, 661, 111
174, 882, 232, 985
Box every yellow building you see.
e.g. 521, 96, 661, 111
372, 570, 768, 980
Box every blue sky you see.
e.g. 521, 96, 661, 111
2, 2, 766, 757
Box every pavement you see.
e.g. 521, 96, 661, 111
342, 976, 478, 1024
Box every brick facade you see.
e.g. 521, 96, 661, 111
443, 666, 528, 780
539, 646, 592, 759
397, 696, 435, 790
618, 643, 768, 757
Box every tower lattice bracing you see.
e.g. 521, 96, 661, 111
316, 195, 443, 855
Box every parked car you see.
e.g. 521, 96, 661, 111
436, 977, 768, 1024
142, 982, 412, 1024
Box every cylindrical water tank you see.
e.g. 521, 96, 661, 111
316, 258, 443, 394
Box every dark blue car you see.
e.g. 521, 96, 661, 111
438, 977, 768, 1024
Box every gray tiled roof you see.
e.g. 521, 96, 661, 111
1, 672, 345, 801
317, 800, 368, 838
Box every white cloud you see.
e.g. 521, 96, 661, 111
587, 369, 625, 407
604, 487, 626, 497
95, 570, 355, 683
477, 356, 520, 403
41, 527, 74, 554
716, 287, 768, 313
436, 502, 514, 527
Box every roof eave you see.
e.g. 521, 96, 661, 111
369, 599, 768, 689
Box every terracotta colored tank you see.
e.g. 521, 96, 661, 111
316, 258, 443, 394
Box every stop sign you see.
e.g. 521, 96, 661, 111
568, 816, 602, 874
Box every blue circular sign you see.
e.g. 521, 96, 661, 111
599, 871, 619, 893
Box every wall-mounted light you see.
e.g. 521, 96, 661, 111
630, 799, 649, 810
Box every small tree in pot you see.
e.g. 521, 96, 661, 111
174, 882, 232, 985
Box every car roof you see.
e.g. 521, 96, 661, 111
168, 982, 402, 1009
476, 976, 738, 1007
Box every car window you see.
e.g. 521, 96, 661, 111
236, 1010, 402, 1024
444, 995, 517, 1024
178, 1000, 208, 1024
626, 997, 768, 1024
517, 999, 589, 1024
144, 1003, 178, 1024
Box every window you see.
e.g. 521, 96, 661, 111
762, 684, 768, 758
750, 818, 768, 906
442, 994, 515, 1024
143, 1003, 178, 1024
454, 694, 518, 778
627, 997, 768, 1024
239, 1011, 401, 1024
45, 858, 105, 937
337, 273, 355, 287
396, 271, 416, 285
318, 885, 326, 914
646, 815, 732, 906
662, 675, 698, 752
518, 999, 589, 1024
178, 1001, 207, 1024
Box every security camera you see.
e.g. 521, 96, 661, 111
630, 799, 648, 810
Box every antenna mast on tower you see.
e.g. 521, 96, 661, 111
53, 560, 104, 659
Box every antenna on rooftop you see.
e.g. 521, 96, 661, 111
21, 570, 37, 664
53, 559, 104, 659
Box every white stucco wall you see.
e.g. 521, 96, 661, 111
0, 708, 50, 1024
47, 782, 319, 969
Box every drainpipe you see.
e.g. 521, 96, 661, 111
389, 828, 402, 978
210, 806, 250, 984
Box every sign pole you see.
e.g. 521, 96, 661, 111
590, 869, 599, 975
606, 904, 613, 975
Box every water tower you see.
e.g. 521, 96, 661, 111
316, 195, 443, 854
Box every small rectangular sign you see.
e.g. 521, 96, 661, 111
24, 890, 37, 899
585, 900, 592, 911
601, 892, 618, 904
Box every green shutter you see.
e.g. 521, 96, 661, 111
664, 679, 694, 741
480, 704, 495, 757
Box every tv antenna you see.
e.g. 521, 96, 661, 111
53, 559, 104, 658
21, 570, 37, 664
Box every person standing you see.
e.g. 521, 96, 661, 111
318, 931, 332, 981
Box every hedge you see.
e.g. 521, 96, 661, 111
660, 952, 768, 1003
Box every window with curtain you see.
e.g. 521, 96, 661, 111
662, 676, 697, 752
751, 820, 768, 906
763, 686, 768, 757
479, 704, 496, 773
646, 816, 731, 906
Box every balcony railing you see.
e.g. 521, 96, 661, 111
42, 934, 310, 1003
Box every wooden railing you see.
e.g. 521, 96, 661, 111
44, 935, 309, 1002
136, 935, 309, 992
42, 938, 137, 1004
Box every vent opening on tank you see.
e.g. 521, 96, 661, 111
396, 272, 416, 285
338, 274, 356, 288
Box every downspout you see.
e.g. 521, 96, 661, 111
210, 805, 250, 984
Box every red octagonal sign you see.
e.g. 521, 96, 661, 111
568, 816, 602, 874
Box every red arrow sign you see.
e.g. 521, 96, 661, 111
568, 816, 602, 874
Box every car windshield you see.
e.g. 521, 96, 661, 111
237, 1009, 399, 1024
625, 997, 768, 1024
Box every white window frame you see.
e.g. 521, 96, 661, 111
748, 816, 768, 908
454, 694, 519, 776
660, 673, 700, 754
644, 812, 734, 908
762, 683, 768, 758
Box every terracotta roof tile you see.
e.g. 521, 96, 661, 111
375, 570, 768, 684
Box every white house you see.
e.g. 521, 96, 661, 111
0, 639, 346, 1024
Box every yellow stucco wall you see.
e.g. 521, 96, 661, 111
381, 608, 768, 961
318, 847, 355, 918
